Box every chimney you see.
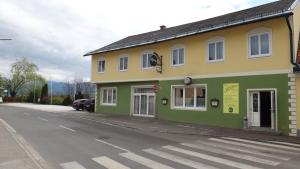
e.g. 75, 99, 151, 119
160, 25, 167, 30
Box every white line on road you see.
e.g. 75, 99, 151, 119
267, 141, 300, 148
60, 161, 86, 169
59, 125, 76, 132
38, 117, 48, 122
196, 140, 290, 161
144, 149, 219, 169
177, 125, 196, 129
163, 145, 262, 169
222, 137, 300, 151
92, 156, 131, 169
209, 138, 299, 155
120, 152, 175, 169
95, 139, 129, 152
181, 142, 280, 166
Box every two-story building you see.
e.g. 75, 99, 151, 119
85, 0, 300, 136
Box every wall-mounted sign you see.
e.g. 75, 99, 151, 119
150, 52, 163, 74
210, 98, 219, 108
184, 77, 192, 85
161, 98, 168, 105
223, 83, 239, 114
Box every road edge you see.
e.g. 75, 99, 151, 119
0, 118, 52, 169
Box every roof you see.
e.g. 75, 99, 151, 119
85, 0, 297, 56
297, 34, 300, 64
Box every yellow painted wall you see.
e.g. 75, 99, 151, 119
91, 18, 291, 82
293, 3, 300, 61
297, 76, 300, 130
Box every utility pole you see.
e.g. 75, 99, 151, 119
50, 75, 53, 105
33, 75, 36, 103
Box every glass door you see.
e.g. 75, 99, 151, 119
132, 88, 155, 117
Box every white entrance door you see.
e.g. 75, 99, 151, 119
250, 92, 260, 127
132, 88, 155, 117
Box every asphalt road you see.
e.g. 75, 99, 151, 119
0, 106, 300, 169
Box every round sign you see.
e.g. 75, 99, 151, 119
150, 54, 158, 66
184, 77, 192, 85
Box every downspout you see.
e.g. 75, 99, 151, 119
285, 15, 300, 70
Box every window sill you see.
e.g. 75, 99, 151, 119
100, 103, 117, 107
171, 64, 185, 67
119, 70, 128, 72
97, 72, 105, 74
208, 59, 224, 63
171, 107, 207, 112
248, 54, 271, 59
142, 67, 155, 70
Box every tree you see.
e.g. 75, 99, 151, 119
40, 83, 48, 104
5, 58, 39, 97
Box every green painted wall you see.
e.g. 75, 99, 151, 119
96, 81, 158, 116
157, 74, 290, 134
95, 74, 290, 134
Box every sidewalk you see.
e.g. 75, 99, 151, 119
0, 119, 50, 169
82, 112, 300, 144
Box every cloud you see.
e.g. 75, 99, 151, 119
0, 0, 276, 81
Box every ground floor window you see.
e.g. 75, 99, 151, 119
172, 85, 207, 110
101, 87, 117, 106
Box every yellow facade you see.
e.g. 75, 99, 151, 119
297, 76, 300, 130
91, 18, 291, 83
293, 3, 300, 60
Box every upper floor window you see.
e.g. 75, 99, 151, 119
119, 56, 128, 71
172, 47, 184, 66
208, 38, 224, 62
248, 28, 272, 58
97, 59, 105, 73
142, 52, 154, 69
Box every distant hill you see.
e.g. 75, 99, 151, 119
47, 81, 68, 95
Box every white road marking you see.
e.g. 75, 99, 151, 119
92, 156, 130, 169
181, 142, 280, 166
163, 145, 262, 169
196, 140, 290, 161
268, 141, 300, 148
120, 152, 175, 169
209, 138, 299, 155
60, 161, 86, 169
223, 137, 300, 151
0, 119, 16, 133
177, 125, 196, 129
143, 148, 219, 169
59, 125, 76, 132
38, 117, 48, 122
95, 139, 129, 152
78, 116, 119, 127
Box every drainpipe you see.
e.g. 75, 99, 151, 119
285, 15, 300, 72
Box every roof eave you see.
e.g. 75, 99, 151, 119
84, 11, 293, 56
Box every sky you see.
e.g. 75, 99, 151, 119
0, 0, 276, 82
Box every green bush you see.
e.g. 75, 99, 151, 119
62, 96, 73, 106
51, 96, 64, 105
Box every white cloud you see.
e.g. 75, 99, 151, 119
0, 0, 276, 81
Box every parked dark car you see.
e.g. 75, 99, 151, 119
72, 99, 88, 111
84, 99, 95, 112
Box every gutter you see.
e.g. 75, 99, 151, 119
285, 15, 300, 73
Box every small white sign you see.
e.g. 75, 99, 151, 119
0, 97, 3, 103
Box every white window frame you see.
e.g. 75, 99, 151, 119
118, 55, 128, 72
141, 51, 155, 70
171, 84, 207, 111
97, 58, 106, 73
100, 87, 117, 106
248, 28, 272, 58
171, 45, 185, 66
207, 37, 225, 63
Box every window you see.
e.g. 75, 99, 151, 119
97, 59, 105, 73
172, 48, 184, 66
101, 88, 117, 105
172, 85, 207, 110
119, 56, 128, 71
208, 40, 224, 62
249, 31, 271, 57
142, 53, 154, 69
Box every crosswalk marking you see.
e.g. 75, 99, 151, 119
181, 142, 280, 166
163, 145, 263, 169
92, 156, 130, 169
209, 138, 299, 155
196, 140, 290, 161
60, 161, 86, 169
120, 152, 175, 169
223, 137, 300, 151
268, 141, 300, 148
144, 148, 219, 169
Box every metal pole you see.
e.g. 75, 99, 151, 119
50, 75, 53, 105
33, 75, 36, 103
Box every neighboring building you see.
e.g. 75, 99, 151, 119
85, 0, 300, 136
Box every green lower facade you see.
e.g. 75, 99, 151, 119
95, 74, 291, 135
